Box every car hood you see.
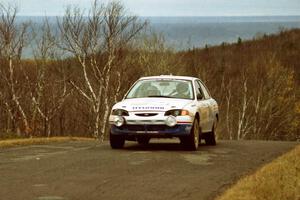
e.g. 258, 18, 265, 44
113, 98, 193, 112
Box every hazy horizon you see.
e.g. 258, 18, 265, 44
16, 15, 300, 57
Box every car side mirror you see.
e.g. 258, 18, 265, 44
197, 93, 204, 100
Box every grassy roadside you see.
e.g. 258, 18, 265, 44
0, 137, 95, 148
216, 145, 300, 200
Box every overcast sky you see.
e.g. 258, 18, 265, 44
3, 0, 300, 16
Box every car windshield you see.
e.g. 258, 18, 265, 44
126, 79, 194, 100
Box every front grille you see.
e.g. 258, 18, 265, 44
135, 113, 158, 117
119, 125, 178, 132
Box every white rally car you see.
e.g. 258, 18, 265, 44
109, 75, 219, 150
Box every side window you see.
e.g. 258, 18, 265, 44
199, 81, 211, 99
195, 81, 204, 100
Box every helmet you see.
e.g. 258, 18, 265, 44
147, 85, 161, 96
176, 82, 189, 94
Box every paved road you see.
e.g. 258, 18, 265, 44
0, 140, 298, 200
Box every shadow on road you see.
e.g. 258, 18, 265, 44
123, 140, 210, 152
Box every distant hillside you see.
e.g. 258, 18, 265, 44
178, 28, 300, 82
175, 29, 300, 140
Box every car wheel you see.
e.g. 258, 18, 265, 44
205, 120, 217, 146
110, 132, 125, 149
198, 127, 202, 145
179, 137, 186, 144
183, 119, 199, 150
137, 137, 150, 145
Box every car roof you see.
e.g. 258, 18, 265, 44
139, 75, 198, 81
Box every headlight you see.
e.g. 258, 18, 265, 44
112, 109, 129, 116
114, 116, 125, 127
165, 116, 177, 127
165, 109, 189, 116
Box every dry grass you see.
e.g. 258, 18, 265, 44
0, 137, 95, 148
216, 145, 300, 200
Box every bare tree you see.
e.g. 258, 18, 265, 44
236, 74, 251, 140
0, 4, 30, 136
250, 56, 296, 139
58, 0, 146, 139
225, 80, 233, 139
24, 19, 70, 137
136, 31, 171, 75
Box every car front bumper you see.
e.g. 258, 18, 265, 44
110, 124, 192, 137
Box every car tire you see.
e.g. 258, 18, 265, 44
179, 137, 186, 144
137, 137, 150, 145
205, 120, 217, 146
110, 132, 125, 149
183, 119, 199, 151
198, 127, 202, 145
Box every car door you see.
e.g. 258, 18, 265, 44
194, 80, 210, 132
198, 81, 215, 131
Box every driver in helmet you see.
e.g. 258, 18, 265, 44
173, 82, 191, 99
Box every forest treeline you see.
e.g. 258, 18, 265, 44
0, 1, 299, 140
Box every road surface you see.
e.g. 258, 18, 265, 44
0, 139, 297, 200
